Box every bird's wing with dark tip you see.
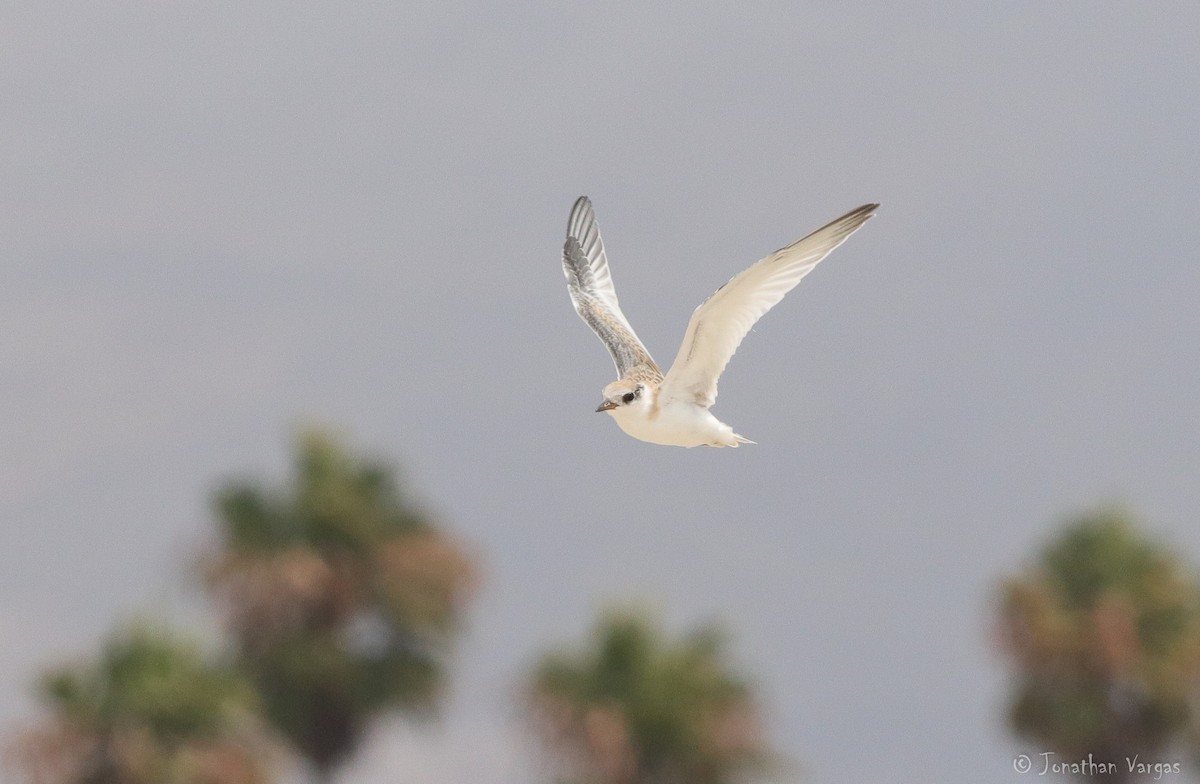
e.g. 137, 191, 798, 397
659, 203, 878, 408
562, 196, 661, 379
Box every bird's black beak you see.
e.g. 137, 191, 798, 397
595, 400, 617, 412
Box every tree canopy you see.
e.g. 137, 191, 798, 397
8, 623, 269, 784
527, 609, 772, 784
203, 430, 477, 781
997, 509, 1200, 775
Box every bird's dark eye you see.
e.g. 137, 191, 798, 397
622, 392, 636, 404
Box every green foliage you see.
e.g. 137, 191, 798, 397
204, 429, 476, 779
214, 431, 427, 555
10, 623, 269, 784
998, 509, 1200, 769
528, 609, 772, 784
40, 625, 253, 744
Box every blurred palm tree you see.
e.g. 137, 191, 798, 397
526, 609, 773, 784
202, 429, 477, 783
6, 623, 270, 784
997, 509, 1200, 779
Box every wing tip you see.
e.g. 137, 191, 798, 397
823, 202, 880, 237
567, 195, 596, 240
849, 202, 880, 221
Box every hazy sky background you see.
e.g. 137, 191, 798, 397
3, 3, 1199, 782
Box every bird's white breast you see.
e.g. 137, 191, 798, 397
606, 399, 741, 448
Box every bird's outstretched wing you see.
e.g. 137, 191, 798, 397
562, 196, 662, 381
659, 203, 878, 407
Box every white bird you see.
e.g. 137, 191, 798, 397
561, 196, 877, 447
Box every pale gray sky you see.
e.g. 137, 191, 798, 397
3, 3, 1199, 782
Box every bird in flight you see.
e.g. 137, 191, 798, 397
561, 196, 877, 447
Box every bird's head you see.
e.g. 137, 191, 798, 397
596, 381, 651, 414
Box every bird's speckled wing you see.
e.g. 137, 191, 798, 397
562, 196, 662, 382
659, 203, 878, 408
